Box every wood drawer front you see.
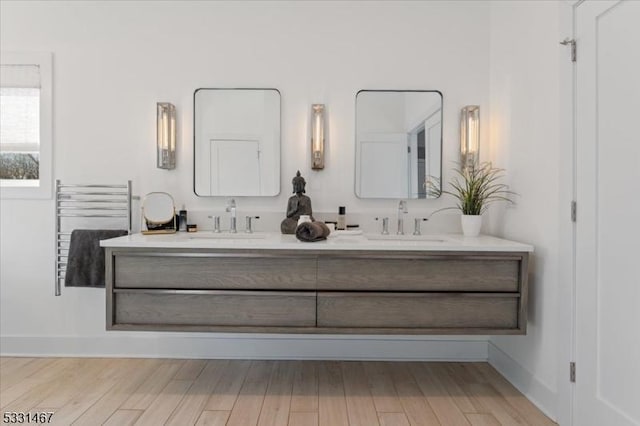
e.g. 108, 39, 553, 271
114, 290, 316, 327
114, 255, 316, 290
317, 258, 520, 291
317, 292, 518, 329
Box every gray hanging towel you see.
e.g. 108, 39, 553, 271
64, 229, 127, 288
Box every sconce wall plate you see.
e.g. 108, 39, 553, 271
157, 102, 176, 170
311, 104, 325, 170
460, 105, 480, 170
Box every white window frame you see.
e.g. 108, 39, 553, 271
0, 52, 53, 199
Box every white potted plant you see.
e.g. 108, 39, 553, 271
428, 161, 516, 237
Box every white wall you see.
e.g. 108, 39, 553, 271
0, 1, 492, 360
486, 1, 566, 421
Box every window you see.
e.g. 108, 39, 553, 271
0, 52, 52, 199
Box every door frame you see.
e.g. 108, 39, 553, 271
557, 1, 583, 425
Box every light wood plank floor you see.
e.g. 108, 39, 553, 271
0, 358, 556, 426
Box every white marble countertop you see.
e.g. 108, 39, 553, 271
101, 231, 533, 252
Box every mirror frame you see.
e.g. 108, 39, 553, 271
354, 89, 443, 200
193, 87, 282, 197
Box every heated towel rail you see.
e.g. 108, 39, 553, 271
55, 180, 132, 296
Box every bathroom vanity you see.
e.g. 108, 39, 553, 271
102, 233, 532, 335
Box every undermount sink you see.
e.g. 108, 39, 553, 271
365, 234, 446, 242
189, 232, 267, 240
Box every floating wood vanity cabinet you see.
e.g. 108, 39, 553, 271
105, 244, 530, 335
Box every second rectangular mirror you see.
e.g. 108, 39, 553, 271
194, 88, 281, 196
355, 90, 442, 199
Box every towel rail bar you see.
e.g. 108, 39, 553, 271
58, 184, 128, 189
55, 180, 132, 296
57, 206, 129, 211
58, 191, 128, 196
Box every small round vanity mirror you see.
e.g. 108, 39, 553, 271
142, 192, 176, 234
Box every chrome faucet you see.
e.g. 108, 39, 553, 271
397, 200, 408, 235
226, 199, 237, 233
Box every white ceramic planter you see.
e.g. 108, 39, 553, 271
461, 214, 482, 237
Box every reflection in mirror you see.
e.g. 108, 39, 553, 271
355, 90, 442, 199
194, 88, 281, 196
141, 192, 176, 234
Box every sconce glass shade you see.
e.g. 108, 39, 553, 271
157, 102, 176, 169
460, 105, 480, 170
311, 104, 325, 170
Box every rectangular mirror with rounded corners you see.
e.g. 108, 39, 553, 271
194, 88, 281, 196
355, 90, 442, 199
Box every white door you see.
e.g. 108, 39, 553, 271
575, 1, 640, 425
358, 133, 409, 198
211, 139, 261, 196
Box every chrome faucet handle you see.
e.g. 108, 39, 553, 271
413, 217, 428, 236
245, 216, 260, 233
207, 215, 221, 233
375, 217, 390, 235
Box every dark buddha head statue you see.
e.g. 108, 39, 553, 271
292, 170, 306, 194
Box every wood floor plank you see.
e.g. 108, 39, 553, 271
443, 363, 491, 414
341, 361, 380, 426
318, 361, 348, 426
409, 363, 470, 426
120, 359, 184, 410
473, 364, 556, 426
34, 358, 116, 409
0, 358, 58, 391
45, 376, 120, 425
258, 360, 296, 426
387, 362, 440, 426
0, 358, 80, 409
166, 360, 228, 426
173, 358, 208, 381
0, 357, 33, 377
465, 383, 527, 425
103, 409, 143, 426
226, 361, 273, 426
291, 360, 319, 413
379, 412, 411, 426
289, 411, 319, 426
205, 360, 251, 411
196, 410, 231, 426
465, 413, 501, 426
364, 362, 404, 413
6, 358, 111, 412
133, 379, 193, 426
429, 363, 479, 414
71, 359, 162, 425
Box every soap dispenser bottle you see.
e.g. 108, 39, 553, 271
337, 206, 346, 230
178, 205, 188, 232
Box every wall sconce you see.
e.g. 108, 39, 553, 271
311, 104, 325, 170
460, 105, 480, 170
157, 102, 176, 169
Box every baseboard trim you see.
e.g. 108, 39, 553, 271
487, 341, 558, 421
1, 335, 488, 361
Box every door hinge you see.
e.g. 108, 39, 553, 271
560, 38, 577, 62
570, 362, 576, 383
571, 201, 577, 222
408, 146, 411, 153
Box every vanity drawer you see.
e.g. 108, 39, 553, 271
317, 257, 520, 292
114, 254, 317, 290
317, 292, 519, 329
114, 290, 316, 327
